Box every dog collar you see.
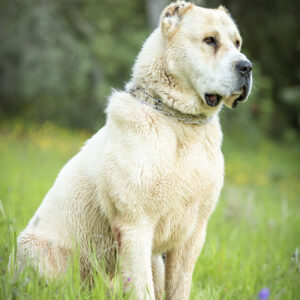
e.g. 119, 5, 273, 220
127, 86, 213, 125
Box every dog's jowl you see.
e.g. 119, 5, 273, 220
13, 1, 252, 299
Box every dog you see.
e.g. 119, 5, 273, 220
14, 2, 252, 299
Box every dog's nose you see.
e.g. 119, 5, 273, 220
235, 60, 252, 77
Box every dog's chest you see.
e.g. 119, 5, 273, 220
103, 120, 224, 249
144, 134, 223, 205
148, 133, 224, 252
152, 197, 200, 253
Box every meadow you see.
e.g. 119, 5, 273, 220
0, 121, 299, 299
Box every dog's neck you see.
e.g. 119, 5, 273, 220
126, 85, 213, 125
128, 28, 222, 119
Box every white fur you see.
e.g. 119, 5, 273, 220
14, 2, 251, 299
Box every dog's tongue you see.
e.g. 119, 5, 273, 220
207, 95, 218, 104
205, 94, 220, 107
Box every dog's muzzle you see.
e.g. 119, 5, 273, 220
232, 80, 251, 108
235, 60, 252, 77
232, 60, 252, 108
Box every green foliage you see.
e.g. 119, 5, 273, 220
0, 0, 149, 130
0, 122, 300, 299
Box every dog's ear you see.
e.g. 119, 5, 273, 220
160, 1, 193, 37
217, 5, 230, 15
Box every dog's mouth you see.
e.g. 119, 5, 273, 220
204, 94, 222, 107
223, 80, 251, 109
232, 85, 247, 108
205, 79, 251, 109
204, 88, 246, 108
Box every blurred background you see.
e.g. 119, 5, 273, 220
0, 0, 299, 140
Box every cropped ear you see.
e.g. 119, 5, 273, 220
160, 1, 193, 37
217, 5, 230, 15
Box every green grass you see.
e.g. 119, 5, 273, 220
0, 120, 300, 299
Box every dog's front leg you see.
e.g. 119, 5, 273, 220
152, 255, 165, 300
112, 221, 155, 300
165, 221, 207, 300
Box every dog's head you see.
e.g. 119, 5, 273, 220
160, 1, 252, 112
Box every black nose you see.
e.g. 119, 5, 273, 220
235, 60, 252, 77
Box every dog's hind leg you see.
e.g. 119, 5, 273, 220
15, 233, 71, 280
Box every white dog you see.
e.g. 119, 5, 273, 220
14, 2, 252, 299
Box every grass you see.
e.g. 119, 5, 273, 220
0, 120, 300, 299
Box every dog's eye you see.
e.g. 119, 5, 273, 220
203, 37, 217, 46
235, 40, 240, 48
